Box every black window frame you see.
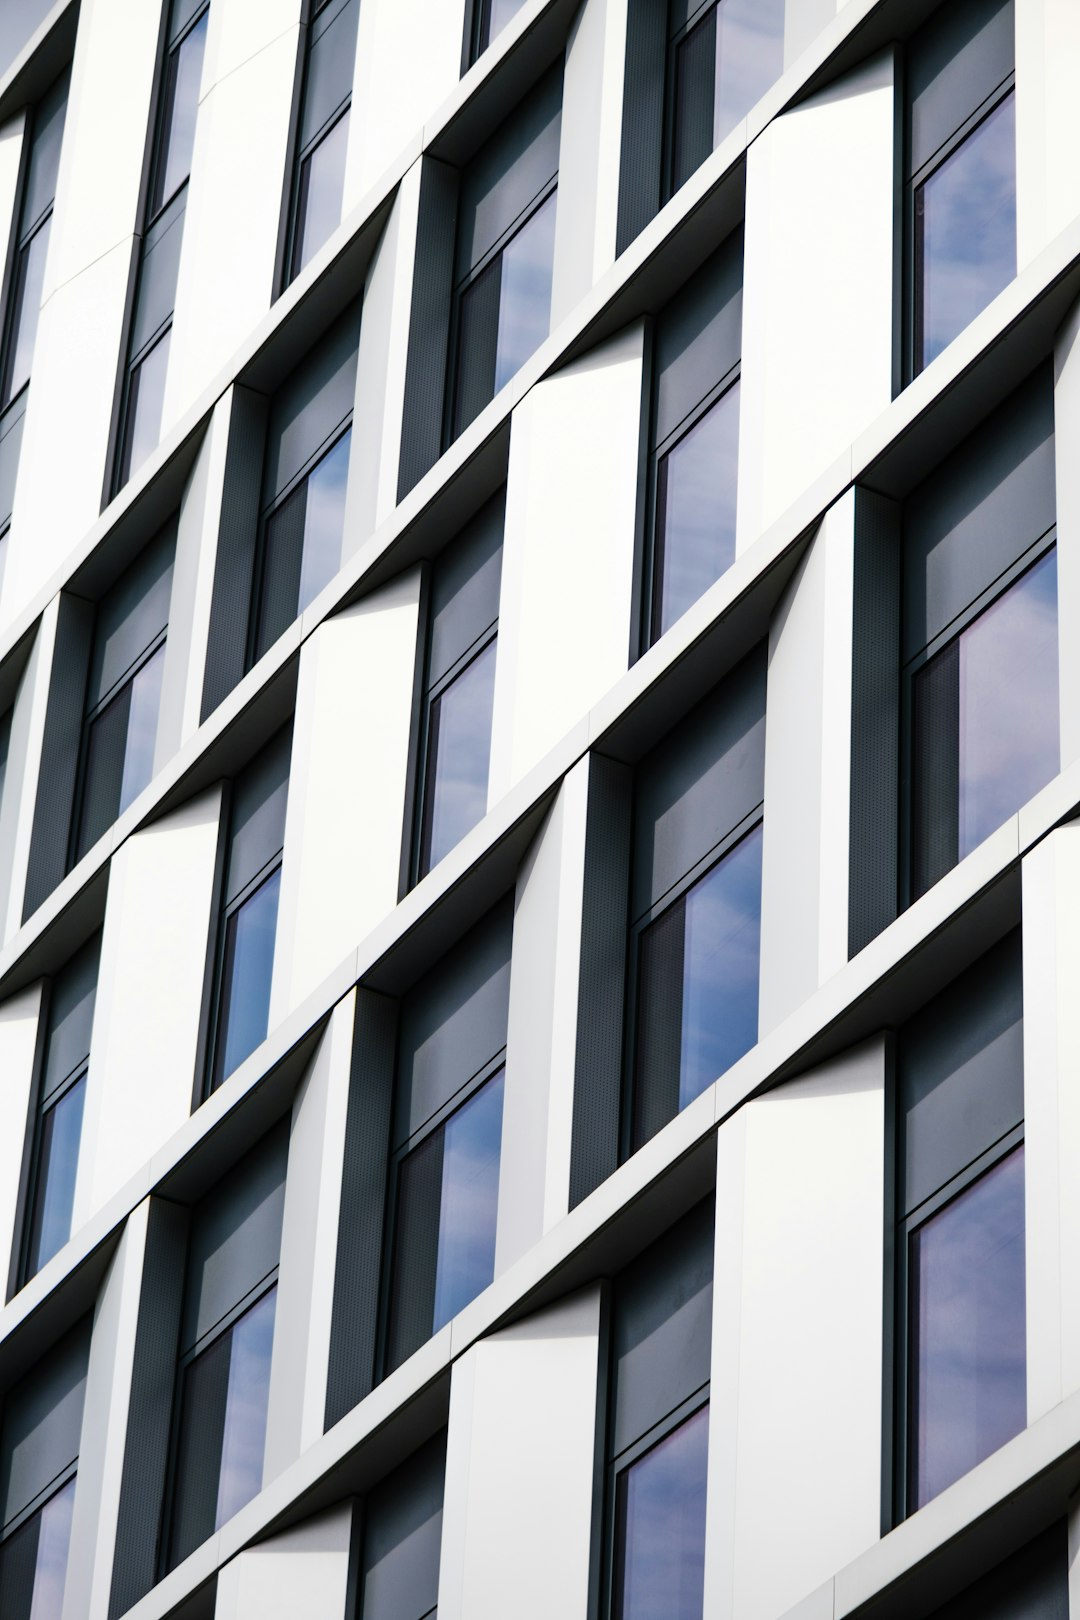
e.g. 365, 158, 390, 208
280, 0, 361, 291
414, 621, 498, 881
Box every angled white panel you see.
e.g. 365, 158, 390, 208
215, 1503, 354, 1620
346, 0, 462, 206
1016, 0, 1080, 269
490, 320, 642, 800
75, 787, 224, 1223
0, 982, 43, 1285
708, 1041, 884, 1620
737, 49, 895, 551
439, 1286, 602, 1620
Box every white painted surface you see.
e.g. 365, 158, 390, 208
737, 50, 895, 551
0, 982, 42, 1282
346, 0, 462, 206
264, 993, 356, 1478
759, 491, 854, 1033
490, 321, 641, 800
784, 0, 840, 69
272, 571, 420, 1018
498, 756, 589, 1271
550, 0, 628, 327
1016, 0, 1080, 269
165, 0, 302, 425
0, 607, 57, 939
439, 1287, 601, 1620
1053, 293, 1080, 773
708, 1041, 885, 1620
215, 1503, 354, 1620
63, 1201, 151, 1620
75, 787, 223, 1225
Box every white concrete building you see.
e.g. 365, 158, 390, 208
0, 0, 1076, 1617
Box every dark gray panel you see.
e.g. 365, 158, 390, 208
927, 1522, 1066, 1620
428, 491, 504, 688
0, 391, 26, 529
397, 159, 457, 500
902, 366, 1054, 661
131, 193, 186, 356
201, 386, 268, 720
360, 1432, 446, 1620
21, 68, 69, 233
0, 1318, 89, 1529
456, 66, 562, 276
570, 753, 632, 1209
611, 1200, 713, 1457
615, 0, 666, 255
87, 524, 176, 706
900, 931, 1023, 1217
263, 300, 361, 503
0, 0, 55, 85
848, 489, 901, 957
108, 1199, 188, 1620
909, 0, 1014, 177
632, 646, 766, 920
181, 1122, 288, 1355
654, 232, 742, 445
396, 901, 512, 1146
300, 0, 360, 147
41, 933, 101, 1104
224, 725, 292, 903
23, 595, 94, 918
326, 990, 397, 1427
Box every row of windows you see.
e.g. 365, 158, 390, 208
0, 931, 1058, 1615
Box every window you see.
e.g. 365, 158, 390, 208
449, 67, 561, 442
666, 0, 784, 197
0, 1321, 88, 1620
605, 1201, 713, 1620
384, 903, 511, 1374
465, 0, 529, 66
72, 524, 175, 862
903, 369, 1056, 902
249, 304, 359, 665
413, 492, 503, 880
905, 0, 1015, 376
18, 935, 100, 1287
627, 649, 764, 1153
283, 0, 361, 286
165, 1126, 286, 1570
357, 1433, 445, 1620
894, 933, 1025, 1517
642, 234, 741, 647
0, 68, 69, 538
206, 727, 291, 1093
113, 0, 209, 493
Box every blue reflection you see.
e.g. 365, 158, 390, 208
216, 1288, 276, 1527
680, 823, 762, 1108
917, 94, 1015, 369
218, 867, 281, 1081
7, 218, 50, 403
295, 112, 350, 276
298, 428, 351, 612
28, 1075, 86, 1276
911, 1145, 1025, 1508
713, 0, 785, 147
125, 329, 171, 482
155, 11, 207, 213
29, 1475, 76, 1620
958, 549, 1058, 857
432, 1069, 504, 1331
495, 190, 557, 393
118, 643, 166, 813
425, 639, 497, 871
656, 382, 739, 636
616, 1405, 709, 1620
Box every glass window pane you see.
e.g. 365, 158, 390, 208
4, 218, 51, 406
654, 381, 740, 638
169, 1329, 231, 1566
713, 0, 785, 146
479, 0, 529, 53
25, 1076, 86, 1279
216, 867, 282, 1084
494, 189, 556, 395
421, 639, 497, 874
118, 643, 166, 813
120, 329, 171, 487
916, 93, 1016, 370
0, 1476, 76, 1620
297, 427, 350, 612
215, 1288, 276, 1527
432, 1068, 505, 1331
910, 1145, 1026, 1509
958, 547, 1058, 858
152, 10, 208, 215
614, 1405, 709, 1620
77, 685, 132, 860
292, 111, 350, 280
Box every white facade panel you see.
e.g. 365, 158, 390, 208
215, 1504, 354, 1620
1016, 0, 1080, 270
346, 0, 462, 207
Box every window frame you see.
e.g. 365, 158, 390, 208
205, 844, 284, 1097
661, 0, 717, 205
69, 625, 168, 866
281, 0, 358, 291
413, 609, 499, 885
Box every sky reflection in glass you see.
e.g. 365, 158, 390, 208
655, 381, 739, 636
218, 867, 281, 1082
484, 0, 528, 49
917, 93, 1015, 370
679, 822, 762, 1109
713, 0, 785, 147
7, 218, 50, 403
294, 111, 349, 276
424, 639, 497, 872
124, 330, 171, 484
910, 1145, 1025, 1508
432, 1069, 504, 1332
154, 11, 207, 214
615, 1406, 709, 1620
297, 428, 350, 613
27, 1476, 75, 1620
216, 1289, 276, 1528
117, 642, 166, 814
26, 1076, 86, 1277
494, 190, 557, 394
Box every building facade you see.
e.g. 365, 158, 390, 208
0, 0, 1076, 1617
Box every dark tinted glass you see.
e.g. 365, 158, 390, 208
0, 1475, 76, 1620
120, 330, 171, 485
360, 1434, 446, 1620
654, 380, 739, 636
3, 220, 50, 405
292, 112, 350, 278
77, 642, 166, 857
215, 867, 282, 1085
910, 1145, 1025, 1508
915, 92, 1015, 370
151, 9, 208, 215
255, 427, 351, 659
420, 638, 497, 873
25, 1075, 86, 1277
613, 1405, 708, 1620
671, 0, 784, 192
0, 1322, 88, 1530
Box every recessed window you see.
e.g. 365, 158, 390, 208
467, 0, 529, 65
284, 0, 361, 286
358, 1434, 446, 1620
668, 0, 784, 197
